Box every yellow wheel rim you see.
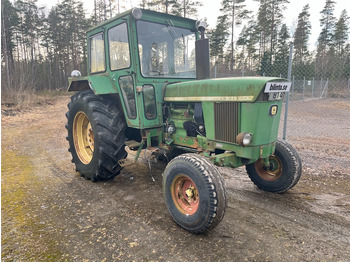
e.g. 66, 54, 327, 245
73, 112, 94, 164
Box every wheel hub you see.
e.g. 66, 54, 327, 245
255, 155, 283, 181
171, 175, 199, 215
73, 112, 94, 164
185, 186, 197, 202
86, 122, 94, 150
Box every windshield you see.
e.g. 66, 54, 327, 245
137, 20, 196, 78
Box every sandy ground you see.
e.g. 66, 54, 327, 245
1, 96, 350, 261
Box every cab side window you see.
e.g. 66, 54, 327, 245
108, 23, 130, 71
142, 85, 157, 119
118, 75, 136, 119
90, 33, 105, 73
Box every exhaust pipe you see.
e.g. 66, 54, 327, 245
195, 21, 210, 80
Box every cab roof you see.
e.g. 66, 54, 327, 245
87, 8, 197, 33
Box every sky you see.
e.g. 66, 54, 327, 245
37, 0, 349, 49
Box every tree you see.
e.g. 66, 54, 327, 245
15, 0, 42, 64
219, 0, 250, 72
145, 0, 177, 14
293, 4, 311, 64
329, 9, 349, 79
273, 24, 290, 77
317, 0, 337, 59
93, 0, 110, 24
172, 0, 202, 18
210, 15, 230, 65
41, 0, 90, 90
333, 9, 349, 56
255, 0, 289, 61
236, 20, 259, 74
116, 0, 128, 14
1, 0, 91, 104
1, 0, 18, 89
140, 0, 147, 8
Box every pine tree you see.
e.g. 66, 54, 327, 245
41, 0, 90, 89
1, 0, 18, 88
146, 0, 177, 14
330, 9, 349, 79
2, 0, 91, 102
172, 0, 202, 18
236, 20, 259, 74
333, 10, 349, 56
210, 15, 229, 65
293, 4, 311, 64
255, 0, 269, 57
164, 0, 177, 14
255, 0, 289, 61
15, 0, 42, 63
316, 0, 337, 77
317, 0, 337, 58
274, 24, 290, 77
116, 0, 126, 14
219, 0, 250, 72
140, 0, 147, 8
93, 0, 109, 24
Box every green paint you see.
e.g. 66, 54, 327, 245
89, 75, 118, 94
68, 74, 117, 94
202, 102, 215, 139
241, 101, 282, 145
208, 152, 240, 168
164, 77, 285, 102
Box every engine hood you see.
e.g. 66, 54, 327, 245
164, 77, 288, 102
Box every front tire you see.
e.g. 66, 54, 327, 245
163, 154, 227, 234
66, 90, 127, 181
246, 139, 302, 193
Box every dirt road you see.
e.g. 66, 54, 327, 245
2, 96, 350, 261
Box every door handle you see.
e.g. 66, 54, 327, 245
111, 74, 116, 81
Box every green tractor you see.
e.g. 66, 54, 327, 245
66, 8, 302, 234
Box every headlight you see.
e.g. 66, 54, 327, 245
195, 21, 207, 31
71, 70, 81, 77
131, 8, 142, 20
236, 132, 252, 146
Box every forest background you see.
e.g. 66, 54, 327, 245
1, 0, 349, 106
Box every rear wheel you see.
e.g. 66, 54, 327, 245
66, 90, 127, 181
246, 140, 302, 193
163, 153, 227, 234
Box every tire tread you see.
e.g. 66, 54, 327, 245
66, 90, 127, 181
164, 153, 227, 234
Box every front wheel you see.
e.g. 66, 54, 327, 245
163, 154, 227, 234
246, 140, 302, 193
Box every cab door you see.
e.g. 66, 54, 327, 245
106, 20, 139, 127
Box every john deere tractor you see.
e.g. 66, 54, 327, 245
66, 8, 302, 234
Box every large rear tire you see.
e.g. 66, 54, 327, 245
163, 153, 227, 234
66, 90, 127, 181
246, 139, 302, 193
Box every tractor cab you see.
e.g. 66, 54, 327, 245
68, 8, 198, 129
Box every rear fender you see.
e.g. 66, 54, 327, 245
67, 75, 118, 95
67, 75, 128, 126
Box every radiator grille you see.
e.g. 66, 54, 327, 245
214, 102, 239, 143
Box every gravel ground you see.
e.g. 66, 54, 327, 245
1, 96, 350, 261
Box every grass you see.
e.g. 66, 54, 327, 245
1, 149, 64, 260
1, 88, 69, 112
